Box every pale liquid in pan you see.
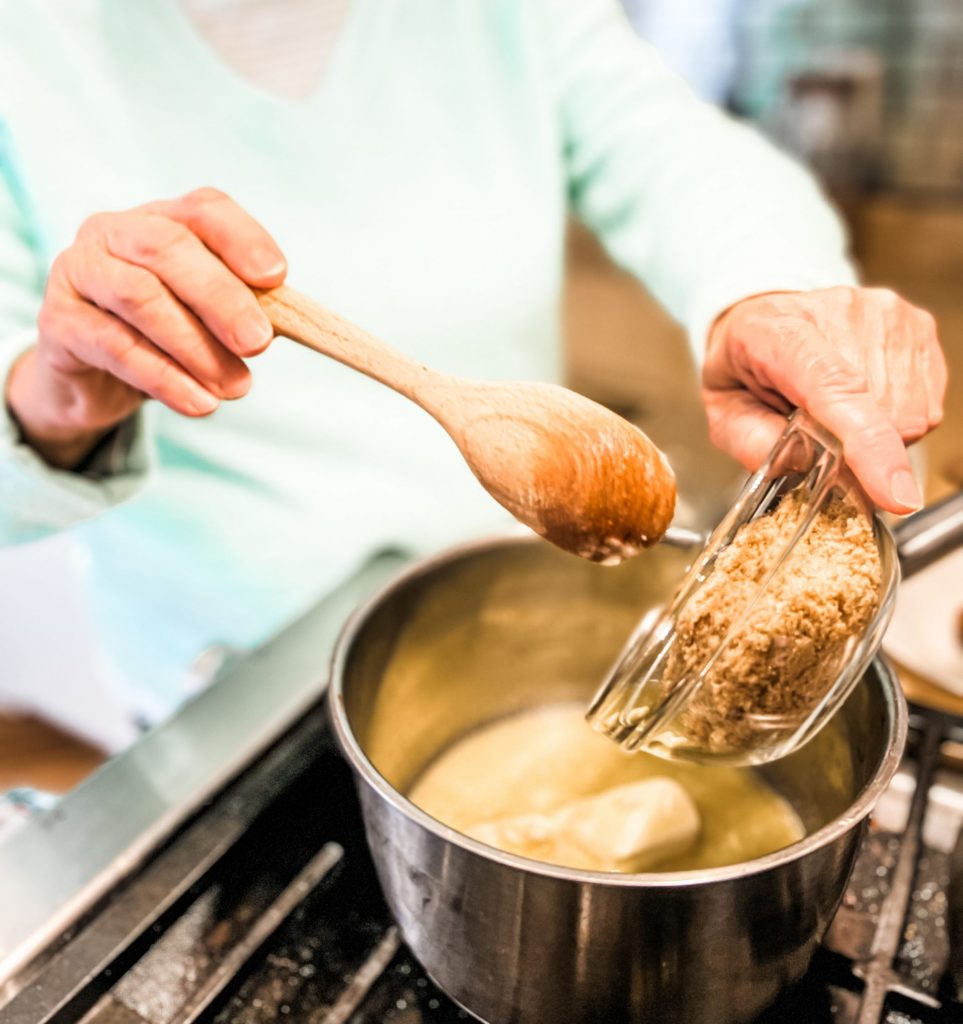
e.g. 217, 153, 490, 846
408, 704, 805, 872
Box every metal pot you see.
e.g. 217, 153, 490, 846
328, 523, 919, 1024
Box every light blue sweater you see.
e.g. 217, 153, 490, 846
0, 0, 856, 720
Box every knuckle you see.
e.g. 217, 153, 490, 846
76, 211, 113, 240
116, 226, 163, 263
897, 411, 930, 442
49, 247, 71, 275
758, 315, 806, 349
184, 186, 230, 209
210, 284, 255, 334
46, 250, 75, 292
111, 215, 191, 265
154, 358, 176, 389
915, 307, 938, 336
99, 324, 138, 361
198, 270, 236, 305
818, 285, 852, 310
36, 299, 63, 343
806, 353, 866, 394
870, 286, 900, 308
37, 276, 82, 341
113, 267, 164, 318
144, 358, 178, 402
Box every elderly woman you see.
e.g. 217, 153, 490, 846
0, 0, 945, 724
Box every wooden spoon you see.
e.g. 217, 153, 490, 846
257, 285, 676, 563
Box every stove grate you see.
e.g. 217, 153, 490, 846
1, 707, 962, 1024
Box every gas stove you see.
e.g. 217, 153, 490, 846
0, 575, 962, 1024
1, 707, 962, 1024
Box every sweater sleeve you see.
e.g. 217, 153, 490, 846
0, 121, 152, 544
541, 0, 858, 358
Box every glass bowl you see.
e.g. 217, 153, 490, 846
586, 410, 899, 766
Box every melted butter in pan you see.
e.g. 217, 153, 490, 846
407, 704, 805, 873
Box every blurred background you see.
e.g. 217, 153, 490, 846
3, 0, 962, 799
568, 0, 963, 523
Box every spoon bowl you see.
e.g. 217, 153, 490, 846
444, 379, 676, 561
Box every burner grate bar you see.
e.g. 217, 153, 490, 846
856, 714, 945, 1023
0, 717, 326, 1024
166, 843, 343, 1024
312, 927, 402, 1024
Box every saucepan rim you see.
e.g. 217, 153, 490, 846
328, 530, 908, 889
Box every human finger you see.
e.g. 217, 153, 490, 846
103, 210, 272, 360
149, 187, 287, 288
702, 388, 787, 472
66, 241, 251, 399
57, 295, 221, 417
747, 322, 921, 513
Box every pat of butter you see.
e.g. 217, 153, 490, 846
466, 777, 700, 872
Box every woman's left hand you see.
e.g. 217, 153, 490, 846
702, 286, 947, 514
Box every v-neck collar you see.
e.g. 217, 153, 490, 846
106, 0, 369, 121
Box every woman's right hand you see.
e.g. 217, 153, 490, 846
6, 187, 287, 468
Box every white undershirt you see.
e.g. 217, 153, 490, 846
178, 0, 351, 99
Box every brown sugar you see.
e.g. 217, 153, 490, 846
665, 490, 881, 754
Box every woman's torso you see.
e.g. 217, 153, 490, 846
0, 0, 569, 713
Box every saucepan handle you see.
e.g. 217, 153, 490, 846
894, 489, 963, 580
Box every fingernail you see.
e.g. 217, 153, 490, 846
252, 246, 286, 279
222, 370, 252, 400
236, 311, 273, 355
890, 469, 923, 512
189, 386, 219, 415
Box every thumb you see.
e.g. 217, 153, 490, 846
753, 322, 922, 514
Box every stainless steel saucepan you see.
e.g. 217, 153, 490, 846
328, 493, 963, 1024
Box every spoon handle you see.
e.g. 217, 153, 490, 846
256, 285, 443, 406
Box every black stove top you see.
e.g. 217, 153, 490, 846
2, 708, 962, 1024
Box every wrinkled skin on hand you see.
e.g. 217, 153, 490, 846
6, 187, 287, 468
703, 287, 947, 514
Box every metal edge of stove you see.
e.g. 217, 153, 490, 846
0, 551, 408, 989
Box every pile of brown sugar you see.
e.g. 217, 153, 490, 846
665, 490, 882, 754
